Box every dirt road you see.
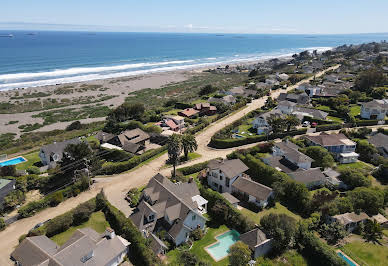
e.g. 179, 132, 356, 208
0, 65, 344, 265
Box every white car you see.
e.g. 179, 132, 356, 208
302, 121, 310, 127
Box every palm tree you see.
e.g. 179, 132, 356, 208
181, 134, 198, 160
285, 115, 300, 132
168, 134, 182, 178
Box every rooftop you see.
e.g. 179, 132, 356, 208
207, 159, 249, 178
231, 176, 273, 201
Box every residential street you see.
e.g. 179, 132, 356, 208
0, 64, 367, 265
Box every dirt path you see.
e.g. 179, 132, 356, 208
0, 65, 346, 265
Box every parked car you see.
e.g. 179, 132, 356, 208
302, 121, 310, 127
311, 122, 318, 128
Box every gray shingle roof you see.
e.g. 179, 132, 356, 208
368, 133, 388, 151
289, 168, 326, 185
221, 192, 240, 205
232, 176, 273, 201
207, 159, 249, 179
306, 133, 355, 147
240, 228, 269, 249
41, 138, 81, 157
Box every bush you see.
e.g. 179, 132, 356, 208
338, 168, 371, 189
49, 191, 64, 206
45, 213, 74, 237
0, 218, 6, 231
176, 161, 210, 176
100, 145, 167, 175
190, 228, 204, 241
26, 166, 40, 175
0, 165, 17, 177
126, 188, 141, 207
65, 121, 82, 131
199, 186, 255, 233
209, 128, 307, 149
72, 200, 97, 225
315, 124, 342, 132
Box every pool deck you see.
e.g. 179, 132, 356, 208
204, 229, 236, 262
336, 249, 359, 266
0, 156, 27, 166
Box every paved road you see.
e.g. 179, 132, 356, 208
0, 65, 350, 265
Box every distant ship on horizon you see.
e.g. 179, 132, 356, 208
0, 34, 13, 38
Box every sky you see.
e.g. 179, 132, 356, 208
1, 0, 388, 34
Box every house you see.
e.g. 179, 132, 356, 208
277, 73, 289, 81
278, 92, 310, 105
368, 133, 388, 158
130, 174, 208, 246
360, 99, 388, 120
194, 103, 217, 116
159, 116, 185, 132
322, 168, 346, 188
39, 138, 81, 168
206, 159, 273, 207
95, 131, 115, 143
371, 214, 388, 228
11, 227, 130, 266
178, 108, 199, 118
231, 176, 273, 208
329, 212, 369, 232
206, 159, 249, 194
272, 141, 314, 170
221, 192, 240, 208
165, 116, 185, 129
149, 233, 168, 256
305, 133, 359, 164
297, 83, 321, 97
107, 128, 150, 154
252, 109, 284, 134
240, 228, 273, 258
0, 178, 16, 209
226, 87, 257, 98
209, 95, 237, 105
288, 168, 327, 188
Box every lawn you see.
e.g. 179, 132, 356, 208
16, 151, 41, 170
327, 116, 344, 123
341, 240, 388, 266
167, 225, 231, 266
239, 202, 302, 224
50, 211, 110, 246
315, 105, 333, 112
257, 249, 308, 266
349, 105, 361, 117
335, 161, 374, 172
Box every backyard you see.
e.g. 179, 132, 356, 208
15, 151, 41, 171
239, 202, 302, 224
50, 211, 110, 246
341, 240, 388, 266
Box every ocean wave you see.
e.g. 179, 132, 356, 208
0, 59, 195, 82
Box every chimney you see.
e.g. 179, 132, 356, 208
105, 227, 115, 239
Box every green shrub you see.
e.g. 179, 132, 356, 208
315, 124, 342, 132
45, 213, 74, 237
0, 218, 6, 231
190, 228, 204, 241
26, 166, 40, 175
176, 161, 210, 176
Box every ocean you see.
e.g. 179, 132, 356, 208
0, 31, 387, 90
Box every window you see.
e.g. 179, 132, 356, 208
220, 175, 223, 181
192, 215, 196, 221
148, 214, 154, 222
226, 177, 230, 188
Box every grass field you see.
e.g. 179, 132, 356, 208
341, 240, 388, 266
327, 116, 344, 123
239, 202, 302, 224
335, 161, 374, 172
50, 211, 110, 246
167, 225, 230, 266
349, 105, 361, 117
16, 151, 41, 170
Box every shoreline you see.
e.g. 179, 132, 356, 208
0, 46, 332, 91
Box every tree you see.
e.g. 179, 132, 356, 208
285, 115, 300, 132
347, 187, 385, 215
355, 68, 387, 93
199, 84, 217, 96
302, 146, 334, 168
264, 97, 276, 109
348, 91, 362, 104
363, 219, 383, 243
181, 134, 198, 160
168, 134, 182, 178
3, 190, 25, 210
319, 222, 347, 245
370, 87, 386, 99
249, 69, 259, 77
338, 168, 371, 189
0, 165, 17, 177
65, 121, 82, 131
60, 141, 95, 176
178, 251, 199, 266
107, 102, 145, 123
0, 218, 6, 231
261, 213, 297, 252
229, 241, 252, 266
267, 115, 286, 133
355, 139, 378, 164
273, 180, 311, 215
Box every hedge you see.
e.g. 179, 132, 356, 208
209, 128, 307, 149
100, 145, 167, 175
315, 124, 342, 132
176, 161, 212, 176
96, 192, 160, 266
199, 185, 255, 233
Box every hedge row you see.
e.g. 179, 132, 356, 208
315, 124, 343, 132
199, 185, 255, 233
355, 119, 386, 126
176, 161, 212, 176
100, 145, 167, 175
96, 192, 160, 266
209, 128, 307, 149
18, 178, 89, 218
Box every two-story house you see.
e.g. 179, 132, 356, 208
206, 159, 273, 208
271, 141, 314, 170
360, 99, 388, 120
39, 138, 81, 168
305, 132, 359, 164
130, 174, 208, 247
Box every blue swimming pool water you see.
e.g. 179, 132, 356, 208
206, 230, 240, 261
0, 157, 26, 167
337, 252, 357, 266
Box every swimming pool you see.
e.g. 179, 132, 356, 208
205, 230, 240, 261
337, 251, 357, 266
0, 156, 27, 167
